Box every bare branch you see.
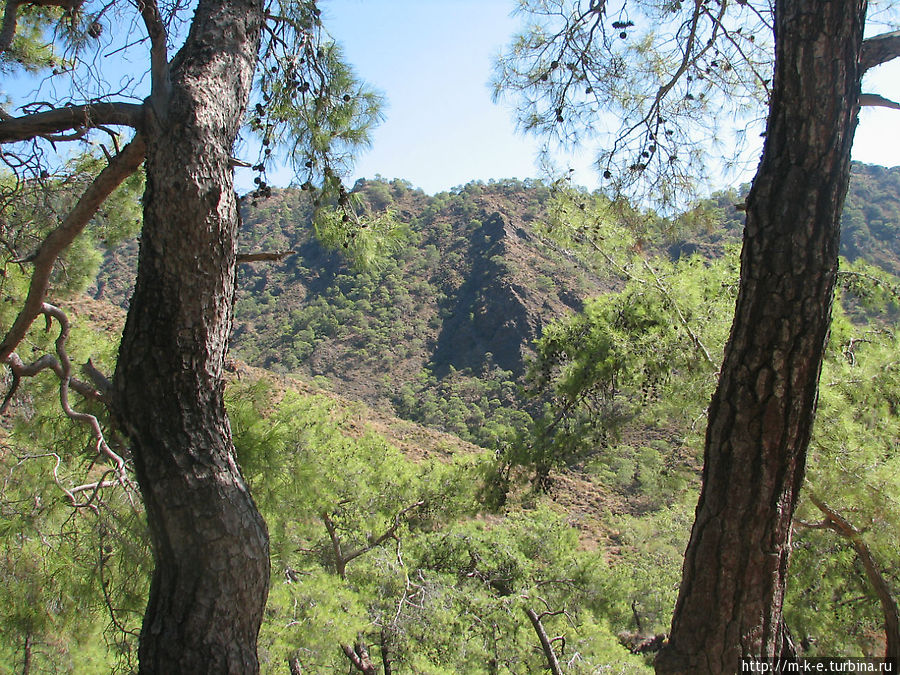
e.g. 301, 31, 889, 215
4, 351, 101, 412
5, 305, 132, 509
0, 135, 146, 362
0, 103, 144, 144
859, 93, 900, 110
861, 30, 900, 73
524, 606, 564, 675
81, 358, 112, 396
341, 500, 425, 567
137, 0, 171, 113
320, 510, 347, 578
321, 500, 425, 579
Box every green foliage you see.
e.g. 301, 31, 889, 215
0, 153, 143, 300
0, 317, 147, 673
225, 381, 654, 673
504, 247, 735, 491
840, 163, 900, 277
314, 206, 408, 270
502, 210, 900, 658
392, 365, 531, 448
785, 290, 900, 656
248, 1, 384, 199
0, 6, 63, 74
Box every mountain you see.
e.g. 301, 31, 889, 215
90, 164, 900, 443
840, 163, 900, 276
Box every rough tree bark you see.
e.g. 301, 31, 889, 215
111, 0, 269, 672
655, 1, 867, 672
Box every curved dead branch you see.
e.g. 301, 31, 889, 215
4, 304, 130, 510
0, 135, 146, 362
805, 494, 899, 661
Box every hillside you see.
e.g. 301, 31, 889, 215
90, 163, 900, 445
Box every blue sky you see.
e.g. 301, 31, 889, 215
319, 0, 574, 193
295, 0, 900, 197
3, 1, 898, 197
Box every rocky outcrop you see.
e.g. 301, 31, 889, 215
434, 212, 578, 374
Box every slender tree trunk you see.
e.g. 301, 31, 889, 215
21, 631, 31, 675
656, 1, 866, 672
524, 607, 563, 675
809, 495, 900, 661
381, 627, 394, 675
111, 1, 268, 672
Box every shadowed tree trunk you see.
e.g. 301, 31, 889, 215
111, 0, 269, 671
655, 1, 866, 672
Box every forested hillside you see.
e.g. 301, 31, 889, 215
92, 161, 900, 444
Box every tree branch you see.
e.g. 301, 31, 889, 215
3, 351, 101, 412
0, 102, 144, 143
5, 305, 132, 510
137, 0, 170, 114
524, 606, 563, 675
0, 134, 146, 362
0, 0, 22, 56
322, 500, 425, 579
341, 500, 425, 568
861, 30, 900, 73
859, 93, 900, 110
341, 639, 377, 675
320, 510, 347, 578
807, 494, 899, 661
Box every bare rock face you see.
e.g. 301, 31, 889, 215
434, 211, 576, 375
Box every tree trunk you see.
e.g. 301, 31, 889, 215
524, 607, 563, 675
655, 1, 866, 672
21, 631, 31, 675
111, 1, 268, 673
381, 627, 394, 675
342, 639, 379, 675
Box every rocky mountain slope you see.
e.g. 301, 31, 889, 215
90, 163, 900, 442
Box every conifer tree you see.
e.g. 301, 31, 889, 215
0, 1, 380, 671
496, 1, 900, 670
